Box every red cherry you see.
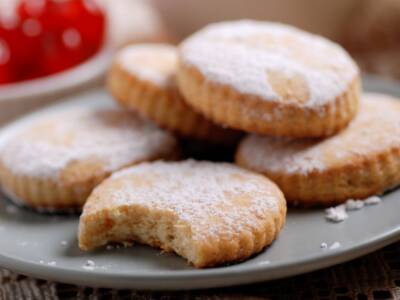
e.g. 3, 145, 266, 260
0, 39, 12, 84
76, 0, 105, 47
0, 39, 10, 65
45, 0, 87, 30
0, 67, 14, 84
41, 0, 105, 68
76, 13, 105, 51
18, 0, 48, 19
18, 0, 49, 36
1, 0, 106, 83
0, 73, 10, 84
11, 20, 43, 81
40, 30, 87, 75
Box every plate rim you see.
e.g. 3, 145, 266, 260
0, 220, 398, 290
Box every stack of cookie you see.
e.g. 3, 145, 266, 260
108, 20, 400, 207
102, 20, 399, 262
1, 20, 400, 268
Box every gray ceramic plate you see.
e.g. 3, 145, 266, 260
0, 76, 399, 290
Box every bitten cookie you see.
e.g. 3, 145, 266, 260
236, 93, 400, 206
108, 44, 241, 144
78, 160, 286, 268
0, 107, 179, 210
178, 20, 360, 138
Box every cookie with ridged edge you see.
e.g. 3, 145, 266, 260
236, 93, 400, 206
78, 160, 286, 268
177, 20, 360, 138
107, 44, 242, 145
0, 107, 179, 211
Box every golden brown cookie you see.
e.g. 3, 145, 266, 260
177, 20, 360, 138
236, 93, 400, 206
107, 44, 241, 144
78, 160, 286, 268
0, 106, 179, 210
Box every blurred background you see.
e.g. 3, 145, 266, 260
0, 0, 399, 86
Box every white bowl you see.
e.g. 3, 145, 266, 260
0, 0, 167, 123
0, 45, 113, 125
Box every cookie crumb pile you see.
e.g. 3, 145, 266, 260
0, 19, 399, 268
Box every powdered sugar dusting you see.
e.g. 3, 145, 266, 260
320, 241, 341, 250
320, 242, 328, 249
118, 44, 177, 86
325, 205, 348, 223
0, 106, 177, 179
329, 242, 341, 250
365, 196, 381, 205
345, 199, 364, 211
325, 195, 382, 223
181, 20, 358, 108
83, 160, 285, 241
238, 94, 400, 174
82, 260, 95, 271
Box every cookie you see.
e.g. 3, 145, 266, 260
236, 93, 400, 206
78, 160, 286, 268
0, 107, 179, 210
177, 20, 360, 138
108, 44, 241, 144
